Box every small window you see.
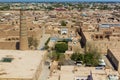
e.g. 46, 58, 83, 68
96, 35, 98, 39
100, 36, 103, 39
1, 57, 13, 62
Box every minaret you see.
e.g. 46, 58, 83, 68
19, 9, 28, 50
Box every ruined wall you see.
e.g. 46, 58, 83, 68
0, 42, 18, 50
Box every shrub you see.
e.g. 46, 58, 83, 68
71, 53, 84, 61
71, 46, 100, 67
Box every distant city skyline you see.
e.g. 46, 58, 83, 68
0, 0, 120, 2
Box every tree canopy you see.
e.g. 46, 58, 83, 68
71, 53, 84, 61
55, 42, 68, 53
61, 20, 67, 26
71, 42, 101, 67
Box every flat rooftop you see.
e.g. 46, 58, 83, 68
83, 32, 96, 41
48, 66, 119, 80
83, 32, 120, 42
0, 50, 46, 79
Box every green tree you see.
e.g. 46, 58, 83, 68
84, 42, 101, 66
46, 6, 54, 10
84, 53, 99, 66
55, 42, 68, 53
28, 37, 38, 49
84, 53, 94, 66
71, 53, 84, 61
71, 43, 101, 67
78, 54, 84, 61
0, 5, 10, 10
48, 52, 65, 65
61, 20, 67, 26
71, 53, 78, 61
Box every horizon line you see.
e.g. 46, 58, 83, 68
0, 1, 120, 3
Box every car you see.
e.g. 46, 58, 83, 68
76, 61, 83, 66
99, 59, 106, 67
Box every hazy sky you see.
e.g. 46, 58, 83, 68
0, 0, 120, 2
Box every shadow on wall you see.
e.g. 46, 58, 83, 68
16, 42, 20, 50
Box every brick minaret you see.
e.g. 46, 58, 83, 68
20, 9, 28, 50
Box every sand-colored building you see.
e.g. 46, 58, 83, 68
47, 66, 119, 80
0, 50, 47, 80
78, 27, 120, 53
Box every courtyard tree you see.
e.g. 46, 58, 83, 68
28, 37, 38, 49
71, 53, 84, 61
84, 43, 101, 66
48, 52, 65, 65
55, 42, 68, 53
71, 43, 101, 66
84, 52, 100, 66
61, 20, 67, 26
